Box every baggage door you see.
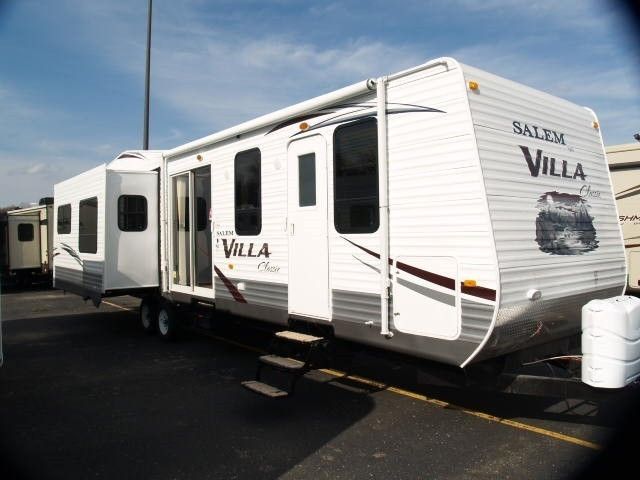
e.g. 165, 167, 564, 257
392, 256, 461, 339
287, 135, 329, 319
8, 215, 41, 270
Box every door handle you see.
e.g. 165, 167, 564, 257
290, 223, 294, 236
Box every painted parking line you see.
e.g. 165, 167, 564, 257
102, 300, 136, 312
106, 299, 602, 451
318, 368, 602, 451
196, 328, 265, 354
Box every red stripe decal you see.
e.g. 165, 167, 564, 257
461, 284, 496, 301
214, 266, 247, 303
342, 237, 496, 302
395, 260, 455, 290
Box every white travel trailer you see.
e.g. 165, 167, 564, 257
53, 151, 162, 304
5, 201, 54, 285
607, 143, 640, 294
150, 57, 625, 369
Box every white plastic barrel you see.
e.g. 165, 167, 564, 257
582, 296, 640, 388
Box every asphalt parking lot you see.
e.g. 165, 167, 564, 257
1, 288, 638, 479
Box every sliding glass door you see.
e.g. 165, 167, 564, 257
170, 166, 212, 296
172, 173, 191, 288
194, 166, 212, 290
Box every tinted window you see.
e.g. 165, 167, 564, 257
234, 148, 261, 235
298, 153, 316, 207
79, 197, 98, 253
118, 195, 147, 232
169, 196, 205, 231
57, 204, 71, 234
196, 197, 207, 231
183, 197, 190, 232
18, 223, 34, 242
333, 118, 379, 233
194, 166, 212, 288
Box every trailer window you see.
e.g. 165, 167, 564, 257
79, 197, 98, 253
57, 204, 71, 234
18, 223, 34, 242
196, 197, 208, 231
118, 195, 147, 232
298, 153, 316, 207
234, 148, 261, 236
333, 118, 379, 234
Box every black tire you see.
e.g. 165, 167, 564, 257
139, 297, 158, 333
16, 272, 29, 289
157, 302, 178, 341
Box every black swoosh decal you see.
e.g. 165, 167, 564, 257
292, 104, 444, 137
55, 243, 83, 266
267, 112, 331, 135
116, 153, 144, 160
266, 102, 445, 136
214, 266, 247, 303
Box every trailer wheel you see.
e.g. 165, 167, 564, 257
157, 303, 178, 341
139, 297, 157, 333
16, 272, 30, 289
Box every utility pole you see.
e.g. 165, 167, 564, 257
143, 0, 152, 150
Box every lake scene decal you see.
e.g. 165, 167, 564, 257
535, 191, 598, 255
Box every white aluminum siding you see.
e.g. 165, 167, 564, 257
463, 63, 626, 358
53, 164, 107, 295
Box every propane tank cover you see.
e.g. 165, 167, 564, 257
582, 296, 640, 389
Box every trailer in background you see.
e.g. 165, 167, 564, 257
607, 143, 640, 294
4, 199, 54, 287
0, 212, 7, 280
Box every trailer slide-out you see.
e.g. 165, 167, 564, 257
53, 151, 162, 304
55, 58, 634, 391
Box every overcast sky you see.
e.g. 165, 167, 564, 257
0, 0, 639, 205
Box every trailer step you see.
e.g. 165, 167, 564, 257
259, 354, 306, 371
241, 380, 289, 398
275, 330, 324, 344
241, 330, 328, 398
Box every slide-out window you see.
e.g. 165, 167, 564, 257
118, 195, 147, 232
57, 204, 71, 234
234, 148, 261, 236
333, 118, 379, 234
18, 224, 34, 242
79, 197, 98, 253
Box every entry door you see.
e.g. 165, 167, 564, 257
169, 166, 213, 297
287, 135, 329, 319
